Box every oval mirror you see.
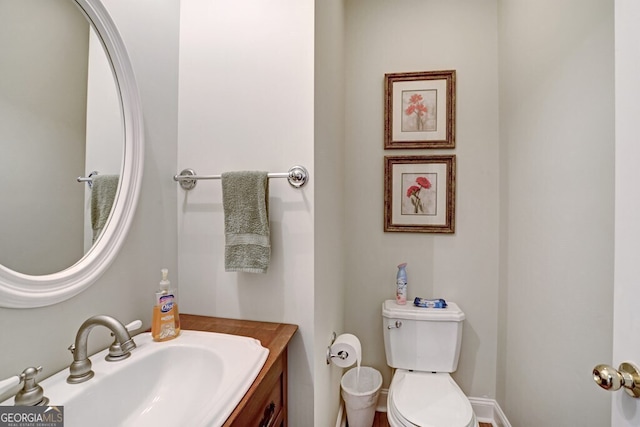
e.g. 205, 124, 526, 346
0, 0, 144, 308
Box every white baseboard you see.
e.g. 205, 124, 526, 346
338, 389, 511, 427
469, 397, 512, 427
376, 389, 388, 412
335, 401, 345, 427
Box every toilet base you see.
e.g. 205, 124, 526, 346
387, 370, 478, 427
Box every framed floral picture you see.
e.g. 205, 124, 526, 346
384, 70, 456, 149
384, 155, 456, 233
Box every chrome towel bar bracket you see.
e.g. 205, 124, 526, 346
77, 170, 99, 189
173, 165, 309, 190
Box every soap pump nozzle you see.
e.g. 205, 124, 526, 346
159, 268, 170, 292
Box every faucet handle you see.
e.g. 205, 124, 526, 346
19, 366, 42, 382
15, 366, 49, 406
109, 320, 142, 337
124, 319, 142, 333
0, 375, 20, 397
106, 319, 141, 362
0, 367, 49, 406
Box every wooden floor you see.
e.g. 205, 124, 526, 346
373, 411, 493, 427
372, 412, 390, 427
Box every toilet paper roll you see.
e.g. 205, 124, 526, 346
330, 333, 362, 368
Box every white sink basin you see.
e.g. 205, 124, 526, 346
3, 330, 269, 427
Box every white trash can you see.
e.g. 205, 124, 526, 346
340, 366, 382, 427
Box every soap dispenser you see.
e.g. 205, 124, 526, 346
152, 268, 181, 341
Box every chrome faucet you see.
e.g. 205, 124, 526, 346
67, 315, 137, 384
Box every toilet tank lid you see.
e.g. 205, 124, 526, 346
382, 299, 465, 321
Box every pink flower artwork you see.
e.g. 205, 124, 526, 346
416, 176, 431, 189
401, 90, 437, 133
405, 94, 428, 131
402, 174, 436, 215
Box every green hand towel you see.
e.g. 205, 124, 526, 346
221, 171, 270, 273
91, 174, 119, 243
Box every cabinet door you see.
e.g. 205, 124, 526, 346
231, 354, 284, 426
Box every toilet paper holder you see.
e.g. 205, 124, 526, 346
326, 332, 350, 365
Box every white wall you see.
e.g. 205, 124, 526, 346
176, 1, 315, 424
344, 0, 501, 398
314, 0, 346, 425
497, 0, 614, 425
0, 0, 179, 388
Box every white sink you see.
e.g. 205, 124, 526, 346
3, 330, 269, 427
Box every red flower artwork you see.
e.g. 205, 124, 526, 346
405, 176, 432, 214
406, 185, 421, 198
404, 93, 428, 131
416, 176, 431, 189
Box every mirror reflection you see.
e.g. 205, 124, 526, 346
0, 0, 123, 276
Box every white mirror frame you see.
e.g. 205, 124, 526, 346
0, 0, 144, 308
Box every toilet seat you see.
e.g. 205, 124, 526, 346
387, 370, 477, 427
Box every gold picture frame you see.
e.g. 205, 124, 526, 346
384, 70, 456, 149
384, 155, 456, 233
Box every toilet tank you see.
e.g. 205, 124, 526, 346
382, 299, 465, 372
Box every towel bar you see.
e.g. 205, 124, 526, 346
173, 165, 309, 190
77, 171, 99, 188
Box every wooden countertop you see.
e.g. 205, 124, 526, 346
180, 314, 298, 425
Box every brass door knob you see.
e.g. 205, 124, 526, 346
593, 362, 640, 398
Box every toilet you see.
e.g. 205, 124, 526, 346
382, 300, 478, 427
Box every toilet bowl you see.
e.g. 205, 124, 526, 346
382, 300, 477, 427
386, 370, 477, 427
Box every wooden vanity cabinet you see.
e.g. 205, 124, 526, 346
229, 347, 286, 426
179, 314, 297, 427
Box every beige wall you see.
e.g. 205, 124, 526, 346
343, 2, 615, 425
314, 0, 347, 425
0, 0, 88, 274
497, 0, 614, 425
344, 0, 501, 398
